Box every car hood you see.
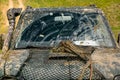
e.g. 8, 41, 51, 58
0, 48, 120, 79
91, 48, 120, 79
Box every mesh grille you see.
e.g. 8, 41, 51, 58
17, 51, 104, 80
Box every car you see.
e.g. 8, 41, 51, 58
0, 5, 120, 80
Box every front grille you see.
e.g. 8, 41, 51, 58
17, 50, 104, 80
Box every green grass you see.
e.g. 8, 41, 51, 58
0, 0, 8, 33
24, 0, 115, 7
0, 0, 8, 4
0, 50, 2, 54
111, 27, 120, 40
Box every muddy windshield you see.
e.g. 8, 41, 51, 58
15, 12, 114, 48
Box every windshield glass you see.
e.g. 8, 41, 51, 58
15, 12, 114, 48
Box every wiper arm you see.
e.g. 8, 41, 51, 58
15, 45, 52, 49
25, 45, 38, 49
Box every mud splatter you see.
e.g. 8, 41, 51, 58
92, 48, 120, 68
92, 48, 120, 79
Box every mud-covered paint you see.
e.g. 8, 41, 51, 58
2, 8, 22, 53
0, 50, 29, 77
92, 48, 120, 79
0, 48, 119, 79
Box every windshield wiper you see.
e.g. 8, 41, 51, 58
15, 45, 52, 50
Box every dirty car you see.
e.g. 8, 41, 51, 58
0, 6, 120, 80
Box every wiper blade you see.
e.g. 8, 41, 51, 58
15, 45, 52, 49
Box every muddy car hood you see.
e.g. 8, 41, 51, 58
0, 48, 120, 79
91, 48, 120, 79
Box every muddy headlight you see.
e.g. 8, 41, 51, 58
114, 74, 120, 80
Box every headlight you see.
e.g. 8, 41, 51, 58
114, 74, 120, 80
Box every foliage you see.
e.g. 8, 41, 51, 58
0, 50, 2, 53
111, 27, 120, 40
0, 0, 8, 33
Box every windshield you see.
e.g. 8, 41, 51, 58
15, 12, 114, 48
